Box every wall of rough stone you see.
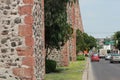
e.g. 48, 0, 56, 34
60, 42, 70, 66
47, 49, 62, 66
75, 0, 84, 32
0, 0, 45, 80
47, 42, 70, 66
33, 0, 45, 80
62, 0, 84, 63
48, 0, 84, 66
66, 1, 76, 62
47, 42, 69, 66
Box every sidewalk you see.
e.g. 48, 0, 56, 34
82, 57, 95, 80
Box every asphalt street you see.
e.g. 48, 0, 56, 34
91, 59, 120, 80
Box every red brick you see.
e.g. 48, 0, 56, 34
25, 25, 33, 36
23, 0, 34, 5
25, 36, 34, 46
18, 25, 33, 37
32, 75, 36, 80
16, 47, 33, 56
61, 43, 69, 66
19, 5, 32, 15
24, 15, 34, 25
22, 56, 34, 67
13, 68, 33, 78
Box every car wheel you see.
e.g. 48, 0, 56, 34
110, 61, 113, 63
105, 59, 108, 60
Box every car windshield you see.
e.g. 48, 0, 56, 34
93, 54, 98, 56
107, 54, 111, 56
111, 53, 120, 56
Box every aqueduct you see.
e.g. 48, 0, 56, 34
0, 0, 83, 80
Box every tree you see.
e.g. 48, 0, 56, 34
76, 29, 85, 53
45, 0, 75, 58
83, 33, 97, 51
113, 31, 120, 50
87, 36, 97, 50
76, 29, 97, 54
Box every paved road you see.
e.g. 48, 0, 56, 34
91, 59, 120, 80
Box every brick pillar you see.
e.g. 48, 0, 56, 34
75, 0, 84, 32
66, 0, 84, 62
61, 42, 69, 66
0, 0, 45, 80
60, 2, 76, 66
68, 2, 76, 61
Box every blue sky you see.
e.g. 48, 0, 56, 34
79, 0, 120, 38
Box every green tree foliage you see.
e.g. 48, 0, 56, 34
87, 36, 97, 49
76, 29, 97, 54
76, 29, 85, 53
45, 0, 74, 57
113, 31, 120, 50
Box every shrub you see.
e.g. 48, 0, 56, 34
45, 59, 57, 73
77, 55, 85, 61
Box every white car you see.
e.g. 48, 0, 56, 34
110, 53, 120, 63
105, 54, 111, 60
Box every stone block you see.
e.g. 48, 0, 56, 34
24, 15, 34, 25
23, 0, 34, 5
25, 36, 34, 46
16, 47, 33, 56
19, 5, 32, 15
19, 25, 33, 37
22, 56, 34, 67
13, 68, 33, 79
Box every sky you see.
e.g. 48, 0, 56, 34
79, 0, 120, 38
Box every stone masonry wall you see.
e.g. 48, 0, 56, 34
47, 0, 84, 66
75, 0, 84, 32
63, 0, 84, 62
0, 0, 45, 80
33, 0, 45, 80
66, 1, 76, 62
47, 49, 62, 66
60, 42, 70, 66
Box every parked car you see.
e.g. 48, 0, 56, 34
105, 54, 111, 60
110, 53, 120, 63
91, 54, 100, 62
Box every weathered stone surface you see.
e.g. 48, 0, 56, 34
0, 0, 45, 80
1, 49, 7, 53
1, 30, 9, 35
14, 17, 21, 24
0, 0, 83, 79
1, 38, 8, 44
3, 10, 8, 15
11, 42, 16, 47
33, 0, 45, 79
48, 0, 84, 66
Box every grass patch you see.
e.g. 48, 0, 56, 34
45, 59, 86, 80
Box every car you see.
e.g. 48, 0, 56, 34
105, 54, 111, 60
110, 53, 120, 63
91, 54, 100, 62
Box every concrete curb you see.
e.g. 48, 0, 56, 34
88, 58, 96, 80
82, 57, 95, 80
82, 57, 89, 80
